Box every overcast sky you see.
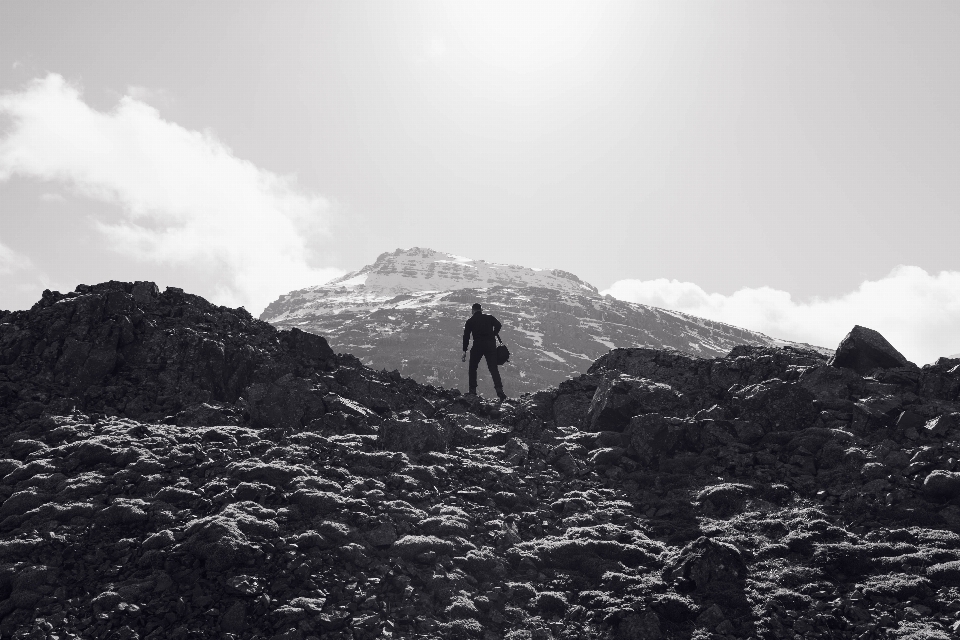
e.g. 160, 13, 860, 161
1, 2, 959, 362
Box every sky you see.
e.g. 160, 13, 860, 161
1, 2, 959, 363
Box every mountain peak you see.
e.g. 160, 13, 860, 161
261, 248, 830, 394
323, 247, 598, 298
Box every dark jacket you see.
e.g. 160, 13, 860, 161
463, 312, 502, 351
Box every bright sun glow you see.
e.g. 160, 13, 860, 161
444, 1, 606, 76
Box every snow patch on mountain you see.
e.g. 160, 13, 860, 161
261, 248, 832, 394
265, 248, 599, 322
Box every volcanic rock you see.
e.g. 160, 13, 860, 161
583, 374, 686, 432
665, 536, 747, 593
924, 470, 960, 500
2, 285, 960, 639
829, 324, 910, 375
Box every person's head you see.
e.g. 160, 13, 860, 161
472, 303, 482, 314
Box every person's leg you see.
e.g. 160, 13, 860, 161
483, 342, 504, 396
468, 346, 483, 393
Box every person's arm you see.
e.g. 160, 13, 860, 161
463, 318, 472, 352
492, 316, 502, 338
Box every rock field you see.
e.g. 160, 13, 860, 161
2, 281, 960, 639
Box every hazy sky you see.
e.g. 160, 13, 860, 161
2, 2, 959, 362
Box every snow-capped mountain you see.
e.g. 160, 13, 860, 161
262, 248, 829, 395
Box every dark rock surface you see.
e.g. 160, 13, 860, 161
829, 325, 911, 376
2, 283, 960, 639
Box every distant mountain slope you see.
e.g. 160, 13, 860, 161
262, 248, 829, 395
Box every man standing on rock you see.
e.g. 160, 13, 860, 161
462, 303, 507, 400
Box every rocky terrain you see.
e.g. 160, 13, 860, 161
261, 248, 828, 396
2, 282, 960, 639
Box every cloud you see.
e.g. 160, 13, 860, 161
0, 238, 33, 275
122, 85, 175, 110
125, 85, 164, 102
0, 74, 344, 313
603, 266, 960, 365
39, 192, 66, 203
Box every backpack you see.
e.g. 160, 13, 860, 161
496, 336, 510, 365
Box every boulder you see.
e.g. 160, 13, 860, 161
589, 447, 626, 467
896, 410, 926, 432
130, 280, 160, 305
617, 612, 661, 640
379, 417, 452, 453
390, 535, 458, 560
923, 471, 960, 500
366, 522, 398, 547
927, 561, 960, 587
242, 376, 326, 430
798, 364, 865, 401
696, 483, 754, 517
924, 413, 959, 437
278, 327, 335, 362
179, 516, 263, 572
583, 374, 686, 432
733, 380, 818, 433
172, 401, 242, 427
503, 438, 529, 465
625, 414, 696, 466
221, 602, 247, 633
828, 325, 909, 375
664, 536, 747, 594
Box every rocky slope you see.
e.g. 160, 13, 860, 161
261, 248, 827, 396
2, 282, 960, 640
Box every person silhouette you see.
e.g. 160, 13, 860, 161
462, 302, 506, 399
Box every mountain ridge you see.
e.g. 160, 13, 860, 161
262, 248, 830, 396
